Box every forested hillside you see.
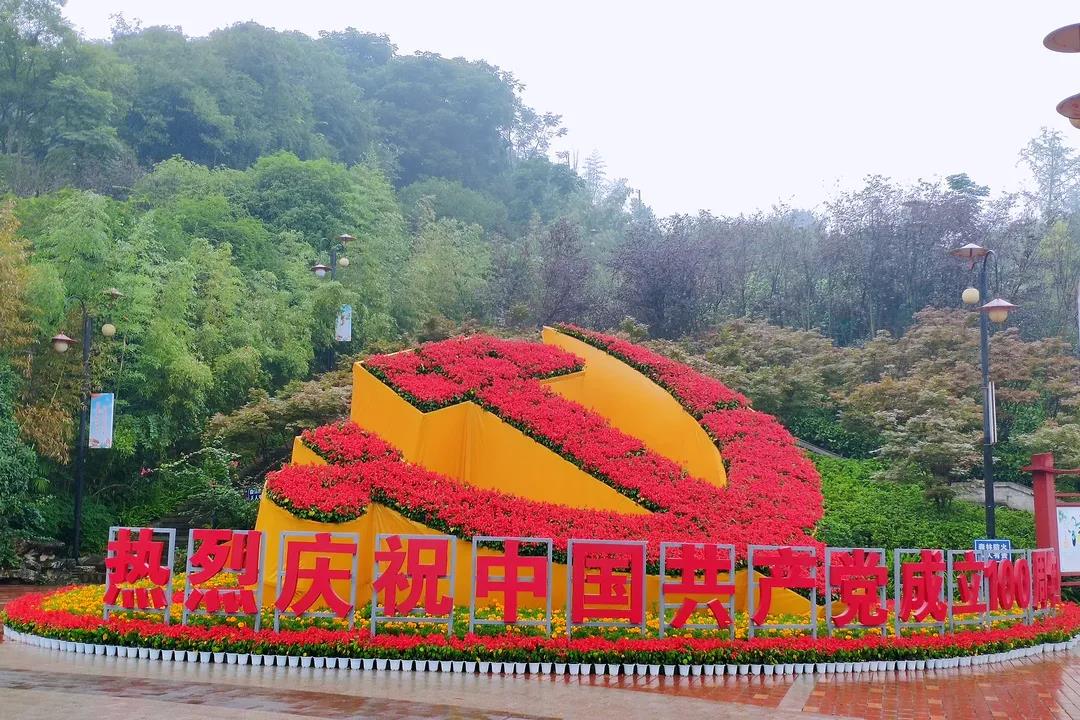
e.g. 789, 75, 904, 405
0, 1, 1077, 562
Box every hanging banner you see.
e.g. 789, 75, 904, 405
88, 392, 115, 449
335, 304, 352, 342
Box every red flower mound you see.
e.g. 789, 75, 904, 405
265, 331, 824, 563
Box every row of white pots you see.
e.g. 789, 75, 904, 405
4, 625, 1077, 677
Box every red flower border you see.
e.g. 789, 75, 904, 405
4, 590, 1078, 666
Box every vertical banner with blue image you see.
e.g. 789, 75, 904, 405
88, 392, 114, 449
335, 304, 353, 342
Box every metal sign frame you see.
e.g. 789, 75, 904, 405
371, 533, 456, 637
469, 536, 552, 635
823, 546, 887, 637
274, 531, 360, 632
974, 547, 1033, 626
1030, 548, 1059, 619
182, 529, 267, 630
657, 542, 736, 639
893, 548, 947, 637
566, 539, 647, 638
746, 544, 818, 639
946, 549, 987, 632
103, 526, 176, 624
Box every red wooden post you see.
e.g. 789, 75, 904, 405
1029, 453, 1058, 550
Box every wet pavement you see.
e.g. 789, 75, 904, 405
2, 588, 1079, 719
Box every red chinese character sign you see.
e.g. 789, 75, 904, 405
183, 529, 265, 629
469, 536, 552, 634
947, 549, 989, 629
103, 527, 176, 622
748, 545, 818, 638
274, 531, 359, 631
1032, 548, 1062, 615
658, 542, 736, 638
825, 547, 887, 635
894, 548, 947, 635
372, 534, 456, 635
567, 539, 646, 636
982, 551, 1032, 623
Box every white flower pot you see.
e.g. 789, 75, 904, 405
490, 662, 503, 674
401, 659, 413, 671
454, 661, 465, 673
703, 664, 715, 676
816, 663, 827, 674
385, 659, 399, 671
75, 643, 86, 654
250, 655, 263, 666
314, 656, 325, 669
94, 644, 105, 656
762, 664, 774, 676
664, 664, 676, 676
650, 664, 662, 676
780, 663, 791, 675
375, 658, 387, 670
727, 664, 739, 676
161, 649, 173, 661
581, 664, 592, 675
300, 656, 312, 669
272, 654, 285, 667
226, 653, 237, 665
349, 659, 362, 671
149, 649, 161, 661
959, 656, 971, 667
691, 664, 702, 676
466, 662, 477, 673
362, 658, 374, 670
605, 663, 618, 675
750, 664, 762, 675
198, 651, 211, 663
260, 655, 273, 666
525, 662, 537, 674
479, 661, 491, 673
325, 657, 338, 669
738, 664, 750, 675
554, 663, 565, 674
443, 661, 454, 673
915, 660, 925, 671
286, 655, 298, 668
568, 663, 580, 675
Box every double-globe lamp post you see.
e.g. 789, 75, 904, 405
50, 287, 124, 560
311, 233, 355, 370
949, 243, 1017, 539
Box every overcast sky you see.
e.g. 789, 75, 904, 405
63, 1, 1080, 216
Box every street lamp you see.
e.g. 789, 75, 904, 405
52, 287, 123, 560
310, 234, 357, 370
949, 242, 1017, 538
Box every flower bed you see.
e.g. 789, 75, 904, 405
266, 331, 823, 562
4, 589, 1079, 674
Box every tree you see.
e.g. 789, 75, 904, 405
536, 219, 590, 324
405, 209, 491, 323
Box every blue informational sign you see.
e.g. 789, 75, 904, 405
335, 304, 352, 342
974, 538, 1012, 561
88, 392, 114, 449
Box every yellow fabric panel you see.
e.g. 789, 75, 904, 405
349, 363, 648, 514
540, 327, 726, 488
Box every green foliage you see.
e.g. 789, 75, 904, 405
817, 456, 1034, 551
0, 362, 46, 566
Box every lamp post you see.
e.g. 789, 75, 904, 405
50, 287, 123, 560
311, 234, 355, 370
949, 243, 1017, 538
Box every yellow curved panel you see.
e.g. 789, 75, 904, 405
541, 327, 726, 488
349, 363, 649, 514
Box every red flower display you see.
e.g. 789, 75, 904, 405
266, 331, 824, 564
5, 590, 1079, 666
